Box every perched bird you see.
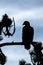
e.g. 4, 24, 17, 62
22, 21, 34, 50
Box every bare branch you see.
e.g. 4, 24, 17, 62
0, 41, 38, 47
0, 42, 23, 47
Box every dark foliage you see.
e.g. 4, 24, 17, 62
0, 48, 6, 65
0, 14, 15, 37
29, 42, 43, 65
19, 60, 31, 65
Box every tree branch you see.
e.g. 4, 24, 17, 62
0, 42, 23, 47
0, 41, 38, 47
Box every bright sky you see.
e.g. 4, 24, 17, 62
0, 0, 43, 65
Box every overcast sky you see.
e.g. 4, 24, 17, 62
0, 0, 43, 65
